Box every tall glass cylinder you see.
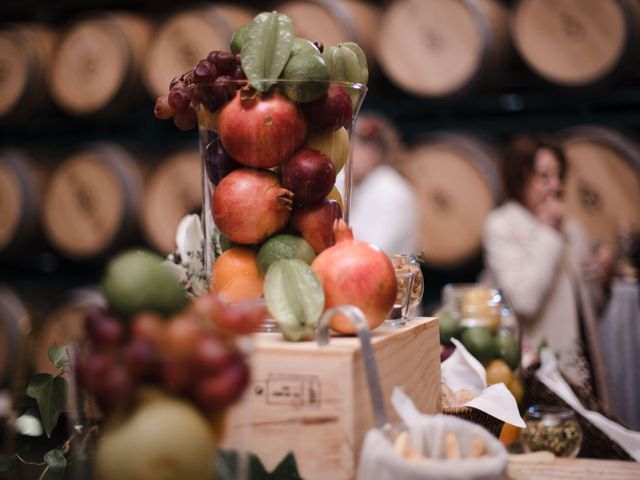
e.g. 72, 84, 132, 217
198, 79, 367, 302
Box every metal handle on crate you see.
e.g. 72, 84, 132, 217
317, 305, 390, 429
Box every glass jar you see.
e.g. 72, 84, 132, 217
523, 405, 583, 457
387, 254, 424, 317
199, 80, 367, 311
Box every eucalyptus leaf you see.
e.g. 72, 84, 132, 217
241, 11, 294, 91
26, 374, 67, 438
264, 259, 324, 341
39, 447, 66, 480
47, 344, 70, 373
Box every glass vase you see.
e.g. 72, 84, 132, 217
197, 79, 367, 329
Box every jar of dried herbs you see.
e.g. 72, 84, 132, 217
523, 405, 582, 457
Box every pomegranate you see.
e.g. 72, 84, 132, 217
218, 89, 308, 168
213, 168, 293, 244
289, 199, 342, 254
311, 220, 397, 333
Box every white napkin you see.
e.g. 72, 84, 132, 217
537, 347, 640, 461
442, 339, 525, 428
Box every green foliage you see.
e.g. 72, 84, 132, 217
39, 448, 67, 480
26, 374, 68, 438
48, 344, 70, 373
216, 449, 303, 480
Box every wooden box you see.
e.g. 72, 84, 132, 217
222, 317, 441, 480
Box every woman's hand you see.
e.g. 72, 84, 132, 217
534, 195, 564, 230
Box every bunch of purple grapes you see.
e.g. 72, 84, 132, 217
74, 306, 250, 417
154, 50, 246, 131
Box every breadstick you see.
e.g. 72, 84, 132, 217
445, 433, 461, 459
468, 437, 485, 458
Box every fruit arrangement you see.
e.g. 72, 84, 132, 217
74, 249, 265, 479
154, 12, 398, 340
438, 285, 523, 403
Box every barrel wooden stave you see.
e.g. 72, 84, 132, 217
511, 0, 640, 88
560, 126, 640, 250
0, 24, 56, 121
142, 150, 202, 254
0, 286, 29, 387
0, 149, 47, 257
49, 12, 152, 116
376, 0, 508, 98
42, 143, 144, 260
276, 0, 380, 62
31, 288, 104, 377
399, 133, 502, 267
144, 4, 254, 98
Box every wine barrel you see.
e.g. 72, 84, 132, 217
511, 0, 640, 89
275, 0, 380, 61
42, 143, 144, 260
376, 0, 509, 99
49, 12, 152, 117
559, 126, 640, 249
144, 4, 255, 98
0, 149, 48, 257
0, 24, 56, 122
142, 150, 202, 254
398, 133, 502, 267
0, 286, 29, 387
31, 288, 104, 376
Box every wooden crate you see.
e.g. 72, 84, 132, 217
222, 317, 441, 480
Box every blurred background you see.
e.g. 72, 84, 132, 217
1, 0, 639, 403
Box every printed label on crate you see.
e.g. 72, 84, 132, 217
252, 373, 321, 407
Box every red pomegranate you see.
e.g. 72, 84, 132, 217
218, 89, 308, 168
213, 168, 293, 244
311, 220, 397, 333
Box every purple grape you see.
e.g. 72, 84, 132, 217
154, 95, 174, 119
194, 85, 223, 112
204, 138, 240, 185
168, 86, 192, 111
230, 66, 246, 81
213, 75, 237, 101
95, 363, 134, 414
173, 107, 197, 131
193, 59, 217, 84
85, 307, 123, 349
207, 51, 237, 75
123, 338, 158, 382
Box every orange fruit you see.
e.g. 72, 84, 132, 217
212, 247, 264, 301
499, 423, 522, 447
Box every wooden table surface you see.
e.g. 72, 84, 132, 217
508, 457, 640, 480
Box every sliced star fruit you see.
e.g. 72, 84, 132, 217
241, 12, 294, 92
263, 259, 325, 341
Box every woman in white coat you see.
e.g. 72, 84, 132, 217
482, 134, 610, 407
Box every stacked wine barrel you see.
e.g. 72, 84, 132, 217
560, 126, 640, 249
0, 144, 201, 261
398, 133, 503, 267
0, 149, 48, 257
0, 24, 56, 121
375, 0, 640, 98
